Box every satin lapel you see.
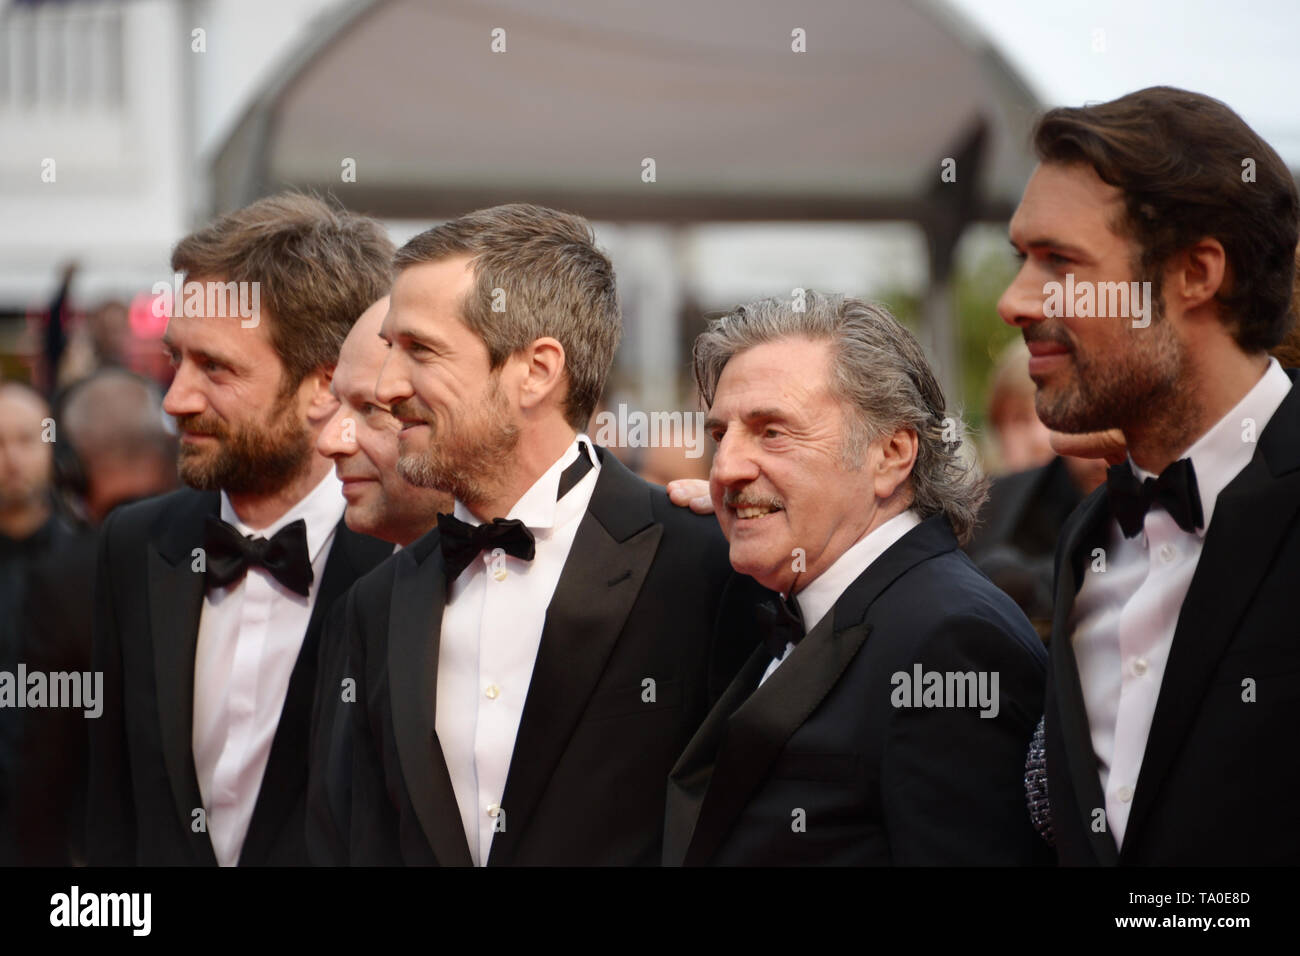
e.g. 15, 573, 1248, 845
1123, 388, 1300, 858
242, 522, 392, 863
1046, 488, 1118, 865
682, 611, 871, 865
388, 532, 473, 866
663, 644, 771, 866
487, 449, 662, 865
148, 491, 218, 863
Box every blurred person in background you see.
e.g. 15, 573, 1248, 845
55, 300, 132, 389
0, 380, 69, 865
10, 369, 178, 864
966, 342, 1107, 636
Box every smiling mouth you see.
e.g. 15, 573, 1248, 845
732, 504, 784, 520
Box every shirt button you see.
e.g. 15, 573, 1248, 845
484, 684, 500, 700
1159, 543, 1177, 562
486, 804, 501, 818
1117, 785, 1134, 803
1132, 657, 1148, 677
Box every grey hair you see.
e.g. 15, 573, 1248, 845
693, 291, 988, 545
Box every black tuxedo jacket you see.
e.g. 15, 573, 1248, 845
1045, 367, 1300, 865
86, 487, 392, 865
306, 596, 358, 865
664, 515, 1050, 865
343, 446, 745, 865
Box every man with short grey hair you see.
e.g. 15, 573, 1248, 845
664, 291, 1050, 865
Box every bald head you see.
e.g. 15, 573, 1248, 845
318, 296, 450, 545
59, 369, 178, 523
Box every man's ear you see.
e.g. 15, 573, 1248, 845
517, 337, 567, 411
303, 365, 340, 422
1173, 237, 1228, 314
872, 426, 918, 501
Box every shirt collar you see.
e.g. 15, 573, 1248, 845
452, 433, 599, 531
1129, 357, 1292, 535
791, 508, 923, 633
219, 468, 345, 564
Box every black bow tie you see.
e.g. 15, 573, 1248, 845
202, 515, 314, 596
756, 592, 805, 662
438, 442, 594, 583
437, 514, 536, 582
1106, 457, 1205, 539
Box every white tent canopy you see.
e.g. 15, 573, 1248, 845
210, 0, 1042, 400
212, 0, 1040, 226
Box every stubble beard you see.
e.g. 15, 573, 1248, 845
396, 379, 519, 507
1033, 289, 1193, 441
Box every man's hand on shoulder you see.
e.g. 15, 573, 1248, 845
666, 479, 713, 515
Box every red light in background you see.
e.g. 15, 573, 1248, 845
129, 293, 169, 338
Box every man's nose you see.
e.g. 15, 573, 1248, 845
316, 405, 357, 458
710, 428, 759, 489
162, 363, 205, 417
375, 350, 411, 407
997, 265, 1046, 330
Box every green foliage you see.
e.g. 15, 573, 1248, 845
871, 243, 1019, 437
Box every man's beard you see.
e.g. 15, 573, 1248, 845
392, 376, 519, 506
174, 391, 314, 496
1029, 284, 1190, 435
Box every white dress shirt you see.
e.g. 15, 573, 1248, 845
192, 468, 345, 866
1071, 358, 1291, 848
759, 509, 922, 687
436, 435, 601, 865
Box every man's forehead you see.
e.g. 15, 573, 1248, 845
1012, 163, 1124, 228
334, 343, 386, 400
389, 258, 474, 316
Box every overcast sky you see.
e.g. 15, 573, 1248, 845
946, 0, 1300, 164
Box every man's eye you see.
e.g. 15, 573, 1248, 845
764, 427, 782, 438
202, 359, 223, 373
1047, 253, 1072, 267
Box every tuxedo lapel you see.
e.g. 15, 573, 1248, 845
147, 490, 219, 864
1048, 488, 1118, 864
664, 645, 770, 866
676, 515, 957, 865
1123, 373, 1300, 857
486, 448, 662, 865
679, 611, 870, 865
387, 530, 473, 866
242, 521, 392, 863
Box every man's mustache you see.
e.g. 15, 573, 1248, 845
389, 399, 432, 426
1021, 326, 1073, 351
172, 413, 227, 438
